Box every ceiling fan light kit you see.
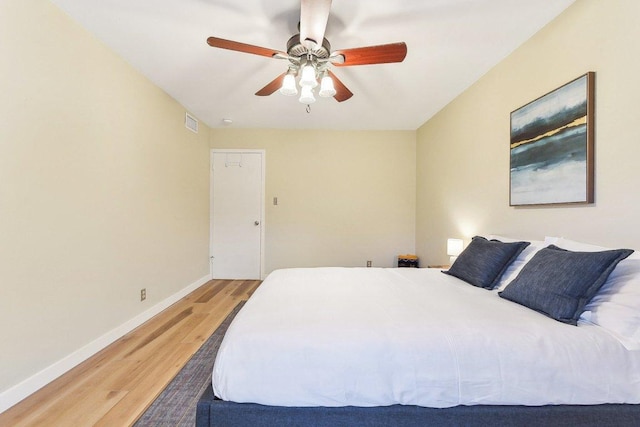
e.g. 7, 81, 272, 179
206, 0, 407, 107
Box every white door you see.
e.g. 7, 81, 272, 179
210, 150, 264, 279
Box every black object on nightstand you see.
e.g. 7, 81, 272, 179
398, 254, 419, 268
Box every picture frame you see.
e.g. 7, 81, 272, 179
509, 72, 595, 206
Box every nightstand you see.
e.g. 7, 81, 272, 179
427, 264, 450, 269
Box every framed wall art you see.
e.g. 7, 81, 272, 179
509, 72, 595, 206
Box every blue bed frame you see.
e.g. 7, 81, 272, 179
196, 385, 640, 427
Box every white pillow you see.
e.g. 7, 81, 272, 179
489, 234, 534, 243
546, 236, 607, 252
543, 236, 560, 246
550, 237, 640, 350
488, 235, 547, 291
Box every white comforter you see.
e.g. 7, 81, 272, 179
213, 267, 640, 408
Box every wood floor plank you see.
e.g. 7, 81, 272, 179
0, 279, 261, 427
94, 343, 200, 427
181, 297, 239, 345
62, 390, 129, 427
0, 346, 131, 426
14, 386, 129, 427
195, 280, 231, 303
123, 307, 194, 359
246, 281, 260, 298
230, 280, 255, 297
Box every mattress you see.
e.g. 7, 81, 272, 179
212, 267, 640, 408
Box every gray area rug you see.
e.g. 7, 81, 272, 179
134, 302, 244, 427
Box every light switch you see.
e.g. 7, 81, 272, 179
273, 197, 278, 206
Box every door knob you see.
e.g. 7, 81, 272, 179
254, 221, 260, 226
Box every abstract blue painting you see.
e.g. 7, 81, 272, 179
510, 73, 594, 206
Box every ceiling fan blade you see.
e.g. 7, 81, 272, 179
332, 42, 407, 66
299, 0, 332, 50
255, 73, 287, 96
328, 71, 353, 102
207, 37, 286, 59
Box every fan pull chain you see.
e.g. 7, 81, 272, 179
306, 104, 311, 113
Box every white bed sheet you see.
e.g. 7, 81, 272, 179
213, 267, 640, 408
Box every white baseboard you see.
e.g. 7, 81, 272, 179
0, 274, 211, 414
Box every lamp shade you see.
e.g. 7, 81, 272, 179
447, 238, 464, 256
318, 74, 336, 97
279, 73, 298, 96
299, 63, 318, 88
298, 85, 316, 104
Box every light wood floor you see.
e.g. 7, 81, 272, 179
0, 279, 261, 427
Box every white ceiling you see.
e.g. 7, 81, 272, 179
49, 0, 575, 130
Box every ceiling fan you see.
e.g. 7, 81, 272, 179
206, 0, 407, 105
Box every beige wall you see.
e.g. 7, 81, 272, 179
416, 0, 640, 266
0, 1, 210, 394
211, 129, 416, 273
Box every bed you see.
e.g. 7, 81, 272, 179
197, 236, 640, 426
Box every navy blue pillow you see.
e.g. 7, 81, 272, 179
444, 236, 530, 289
499, 245, 634, 325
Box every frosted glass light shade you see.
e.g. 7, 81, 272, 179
298, 85, 316, 104
279, 73, 298, 96
299, 64, 318, 88
318, 75, 336, 97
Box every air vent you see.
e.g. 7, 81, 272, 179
185, 112, 198, 133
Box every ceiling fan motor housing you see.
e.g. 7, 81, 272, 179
286, 34, 331, 60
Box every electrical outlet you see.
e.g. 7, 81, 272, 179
140, 288, 146, 301
366, 261, 372, 267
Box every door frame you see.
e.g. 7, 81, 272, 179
210, 149, 266, 280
